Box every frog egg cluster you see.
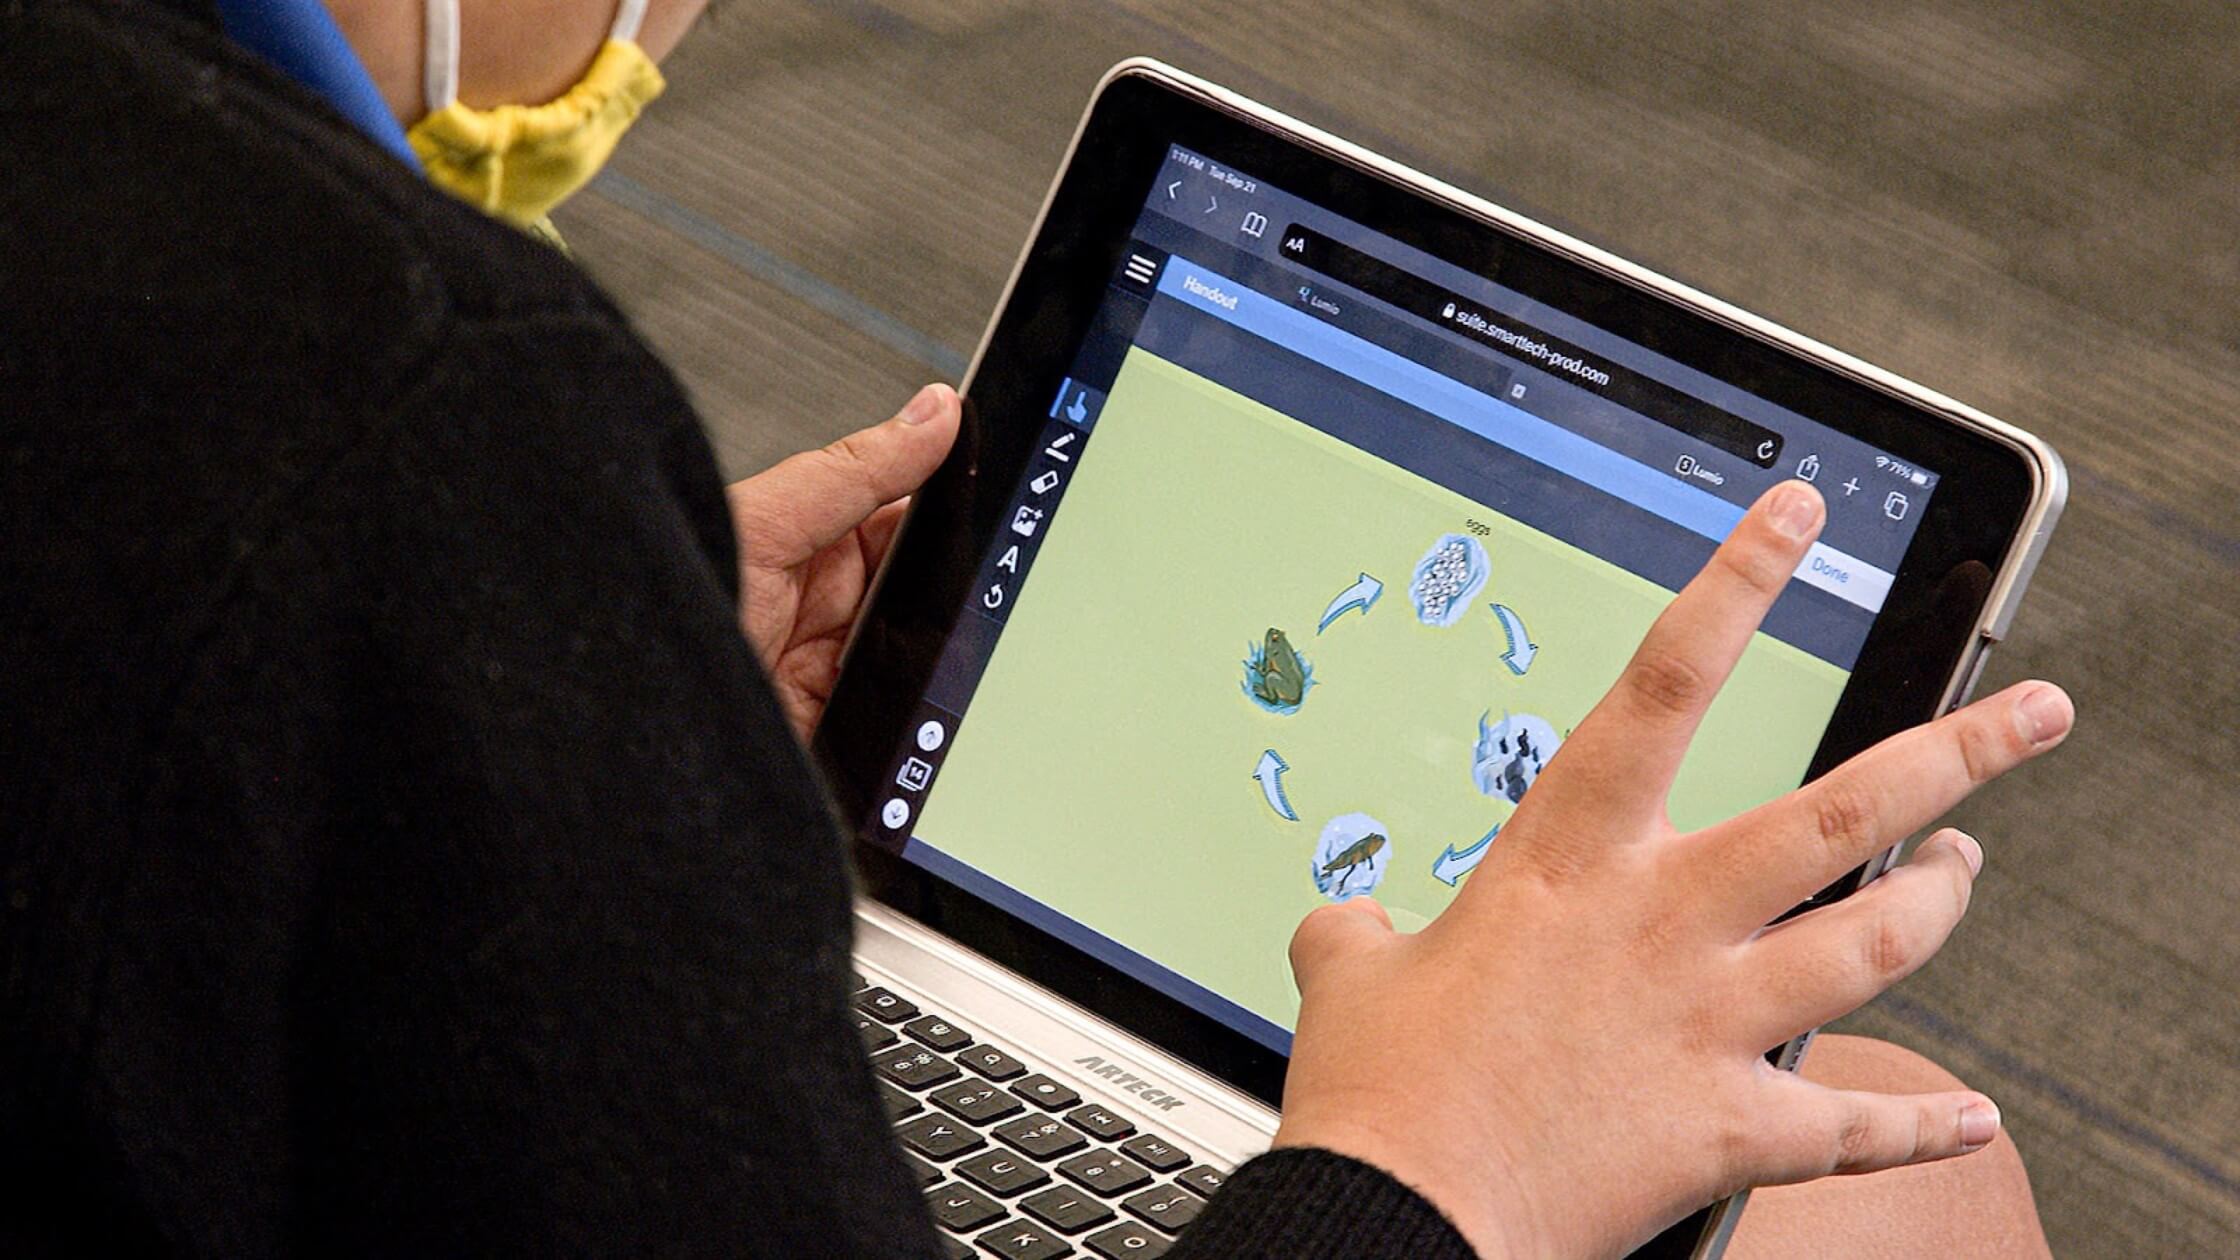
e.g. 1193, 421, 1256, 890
1413, 538, 1474, 621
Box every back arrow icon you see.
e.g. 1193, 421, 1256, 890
1166, 180, 1181, 200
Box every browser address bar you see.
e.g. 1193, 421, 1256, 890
1153, 254, 1895, 614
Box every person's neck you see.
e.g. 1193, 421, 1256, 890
321, 0, 424, 128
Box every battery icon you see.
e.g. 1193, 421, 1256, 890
1909, 469, 1928, 486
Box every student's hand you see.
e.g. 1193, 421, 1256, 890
1270, 480, 2074, 1259
726, 384, 960, 742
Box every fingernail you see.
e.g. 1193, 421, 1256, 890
899, 384, 943, 426
1949, 830, 1984, 876
2014, 684, 2073, 747
1960, 1098, 2001, 1150
1765, 481, 1823, 541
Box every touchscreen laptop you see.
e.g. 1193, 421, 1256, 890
812, 60, 2065, 1260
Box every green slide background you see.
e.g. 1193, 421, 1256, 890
917, 349, 1848, 1031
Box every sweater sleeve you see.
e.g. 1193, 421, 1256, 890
75, 312, 944, 1258
305, 325, 944, 1258
1169, 1148, 1478, 1259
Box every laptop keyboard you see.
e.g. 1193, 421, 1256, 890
854, 974, 1233, 1259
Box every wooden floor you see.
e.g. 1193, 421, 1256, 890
554, 2, 2240, 1252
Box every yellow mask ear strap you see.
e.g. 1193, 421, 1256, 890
421, 0, 461, 113
424, 0, 643, 117
610, 0, 648, 43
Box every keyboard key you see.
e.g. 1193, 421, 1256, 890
927, 1183, 1007, 1233
855, 1012, 898, 1053
956, 1149, 1051, 1197
1021, 1185, 1116, 1234
1086, 1221, 1172, 1258
993, 1114, 1090, 1161
903, 1014, 974, 1052
855, 987, 919, 1023
1122, 1184, 1204, 1234
1065, 1103, 1134, 1141
936, 1235, 976, 1260
932, 1079, 1025, 1124
1058, 1150, 1152, 1197
1118, 1134, 1189, 1172
873, 1047, 961, 1091
1011, 1074, 1082, 1111
1175, 1165, 1227, 1197
958, 1043, 1028, 1081
974, 1219, 1075, 1260
877, 1080, 922, 1122
895, 1113, 986, 1161
903, 1152, 943, 1189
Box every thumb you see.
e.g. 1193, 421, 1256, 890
1289, 897, 1395, 995
728, 383, 961, 561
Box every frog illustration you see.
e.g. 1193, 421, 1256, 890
1242, 626, 1314, 714
1319, 833, 1387, 894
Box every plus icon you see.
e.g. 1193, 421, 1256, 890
1840, 476, 1862, 497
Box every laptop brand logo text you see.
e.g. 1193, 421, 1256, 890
1071, 1055, 1188, 1111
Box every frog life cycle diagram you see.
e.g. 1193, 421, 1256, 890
914, 352, 1845, 1033
1242, 527, 1566, 904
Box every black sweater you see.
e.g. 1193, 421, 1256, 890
0, 1, 1472, 1255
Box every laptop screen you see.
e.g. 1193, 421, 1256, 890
862, 144, 1939, 1054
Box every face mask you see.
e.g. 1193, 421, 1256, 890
405, 0, 665, 233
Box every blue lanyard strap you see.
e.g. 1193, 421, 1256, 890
212, 0, 422, 171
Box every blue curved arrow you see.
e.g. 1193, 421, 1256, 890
1252, 749, 1298, 821
1317, 573, 1384, 634
1490, 603, 1538, 675
1432, 822, 1502, 885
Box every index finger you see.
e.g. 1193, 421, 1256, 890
1554, 480, 1826, 828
